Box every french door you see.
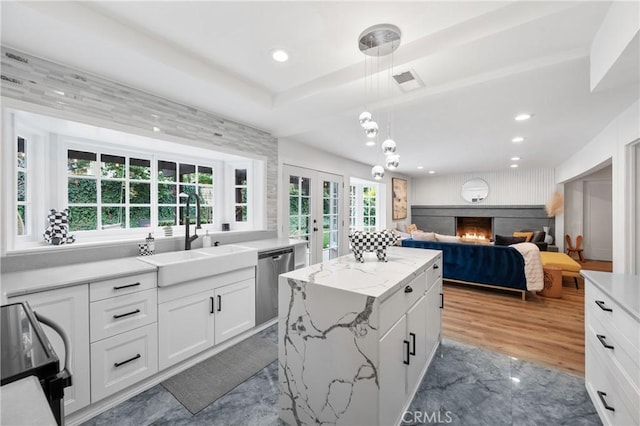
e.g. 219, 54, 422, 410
284, 165, 343, 265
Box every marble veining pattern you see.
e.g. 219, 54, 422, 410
81, 330, 600, 426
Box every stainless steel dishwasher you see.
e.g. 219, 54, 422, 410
256, 247, 295, 325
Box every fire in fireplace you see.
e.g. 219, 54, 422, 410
456, 217, 493, 240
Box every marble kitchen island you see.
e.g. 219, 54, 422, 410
278, 246, 443, 426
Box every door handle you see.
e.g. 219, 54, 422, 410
409, 332, 416, 356
403, 340, 410, 365
113, 282, 141, 290
434, 264, 439, 270
114, 353, 141, 368
595, 300, 612, 312
440, 293, 444, 309
597, 391, 615, 411
404, 286, 413, 293
113, 309, 140, 319
210, 296, 214, 314
596, 334, 614, 350
313, 227, 318, 232
217, 295, 222, 312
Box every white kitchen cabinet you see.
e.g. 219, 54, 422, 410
8, 285, 91, 414
379, 315, 409, 426
214, 278, 255, 344
158, 289, 216, 371
425, 278, 443, 360
158, 272, 256, 370
407, 295, 428, 392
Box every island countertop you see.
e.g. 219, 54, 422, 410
280, 246, 441, 301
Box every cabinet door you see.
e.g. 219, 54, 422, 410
406, 295, 427, 394
379, 315, 408, 426
158, 290, 215, 370
425, 279, 443, 360
214, 278, 255, 344
9, 285, 91, 414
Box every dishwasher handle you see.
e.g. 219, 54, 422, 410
34, 311, 73, 389
258, 247, 294, 260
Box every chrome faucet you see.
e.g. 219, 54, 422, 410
180, 193, 202, 250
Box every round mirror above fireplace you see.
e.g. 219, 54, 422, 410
461, 178, 489, 203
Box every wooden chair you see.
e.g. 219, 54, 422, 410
565, 235, 585, 262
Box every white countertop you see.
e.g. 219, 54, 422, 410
235, 238, 306, 252
1, 257, 157, 298
0, 376, 57, 426
581, 270, 640, 322
281, 246, 441, 301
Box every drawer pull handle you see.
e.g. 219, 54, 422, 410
597, 391, 615, 412
210, 296, 214, 314
440, 293, 444, 309
409, 332, 416, 356
113, 309, 140, 319
113, 282, 141, 291
403, 340, 410, 365
597, 334, 614, 350
404, 286, 413, 293
217, 295, 222, 312
434, 264, 439, 270
114, 353, 141, 368
595, 300, 612, 312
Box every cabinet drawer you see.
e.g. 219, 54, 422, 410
90, 288, 158, 342
586, 283, 640, 353
586, 333, 639, 426
380, 272, 426, 335
90, 272, 157, 302
90, 323, 158, 402
426, 256, 442, 291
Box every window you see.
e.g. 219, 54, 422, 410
349, 180, 380, 233
289, 175, 311, 241
4, 108, 265, 251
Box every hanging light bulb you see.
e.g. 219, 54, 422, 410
385, 154, 400, 170
371, 165, 384, 180
381, 138, 396, 155
364, 120, 378, 138
359, 111, 372, 128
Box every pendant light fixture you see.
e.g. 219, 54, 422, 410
358, 24, 402, 177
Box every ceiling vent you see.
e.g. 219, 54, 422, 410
392, 69, 424, 92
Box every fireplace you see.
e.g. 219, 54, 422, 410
456, 217, 493, 241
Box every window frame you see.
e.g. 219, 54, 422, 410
349, 180, 381, 233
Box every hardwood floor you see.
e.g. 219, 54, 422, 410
442, 260, 612, 376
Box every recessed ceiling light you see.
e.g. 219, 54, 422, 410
152, 126, 161, 132
514, 113, 532, 121
365, 140, 375, 146
417, 166, 424, 169
428, 170, 435, 174
271, 49, 289, 62
511, 156, 520, 161
510, 164, 519, 168
53, 90, 65, 96
512, 137, 525, 143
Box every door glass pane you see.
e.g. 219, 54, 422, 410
322, 180, 339, 261
235, 169, 247, 185
17, 137, 26, 168
17, 172, 26, 202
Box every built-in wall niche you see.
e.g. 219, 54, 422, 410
456, 217, 493, 240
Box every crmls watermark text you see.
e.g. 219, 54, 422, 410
402, 410, 453, 424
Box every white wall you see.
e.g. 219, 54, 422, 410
412, 168, 555, 206
555, 100, 640, 273
278, 138, 412, 252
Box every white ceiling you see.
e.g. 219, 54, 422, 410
1, 1, 638, 176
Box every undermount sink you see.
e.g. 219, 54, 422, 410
139, 245, 257, 287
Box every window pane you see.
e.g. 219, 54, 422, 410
101, 207, 125, 229
199, 206, 213, 224
158, 206, 177, 226
130, 207, 151, 228
235, 188, 247, 204
101, 154, 125, 178
17, 171, 26, 202
198, 166, 213, 184
235, 205, 247, 222
301, 197, 309, 215
158, 160, 176, 182
301, 177, 310, 196
179, 184, 196, 197
158, 183, 176, 204
179, 206, 198, 225
68, 178, 97, 203
289, 217, 299, 234
130, 158, 151, 180
17, 206, 26, 236
101, 180, 126, 204
129, 182, 150, 204
68, 206, 97, 231
179, 163, 196, 183
17, 137, 26, 168
289, 176, 300, 193
289, 197, 299, 215
68, 150, 96, 176
235, 169, 247, 186
198, 186, 214, 205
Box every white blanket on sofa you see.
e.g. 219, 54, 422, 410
511, 242, 544, 291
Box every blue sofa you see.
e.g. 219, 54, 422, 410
401, 238, 528, 298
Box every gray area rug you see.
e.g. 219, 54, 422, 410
161, 334, 277, 415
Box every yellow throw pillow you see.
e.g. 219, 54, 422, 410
405, 224, 418, 234
513, 231, 534, 242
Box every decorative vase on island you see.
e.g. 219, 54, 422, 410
543, 226, 554, 244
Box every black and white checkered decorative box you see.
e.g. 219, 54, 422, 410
138, 243, 154, 256
348, 229, 399, 263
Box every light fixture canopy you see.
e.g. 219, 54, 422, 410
358, 24, 402, 56
382, 138, 397, 155
371, 165, 385, 180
